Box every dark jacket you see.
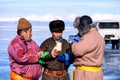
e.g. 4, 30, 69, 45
40, 37, 70, 70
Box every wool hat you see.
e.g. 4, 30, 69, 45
17, 18, 31, 30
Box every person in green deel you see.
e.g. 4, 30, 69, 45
39, 20, 74, 80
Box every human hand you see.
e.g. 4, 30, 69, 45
51, 49, 60, 57
37, 50, 44, 58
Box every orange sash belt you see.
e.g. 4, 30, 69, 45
44, 69, 68, 77
10, 71, 32, 80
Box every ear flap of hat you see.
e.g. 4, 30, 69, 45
73, 17, 81, 28
17, 18, 31, 30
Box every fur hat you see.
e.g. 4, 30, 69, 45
49, 20, 65, 32
73, 16, 81, 28
80, 15, 93, 27
17, 18, 31, 30
78, 15, 93, 36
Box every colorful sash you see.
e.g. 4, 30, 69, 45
72, 66, 101, 80
10, 71, 32, 80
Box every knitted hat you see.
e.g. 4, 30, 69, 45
17, 18, 31, 30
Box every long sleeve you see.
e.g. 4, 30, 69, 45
8, 35, 42, 79
72, 37, 93, 57
8, 37, 40, 64
72, 28, 105, 66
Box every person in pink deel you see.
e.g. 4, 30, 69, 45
8, 18, 43, 80
71, 15, 105, 80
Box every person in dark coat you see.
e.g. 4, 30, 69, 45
39, 20, 73, 80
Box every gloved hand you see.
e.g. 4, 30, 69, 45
38, 60, 45, 65
57, 53, 75, 66
71, 33, 80, 43
38, 51, 49, 65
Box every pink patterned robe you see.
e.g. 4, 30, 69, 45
8, 35, 42, 80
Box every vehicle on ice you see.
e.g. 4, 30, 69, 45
94, 21, 120, 49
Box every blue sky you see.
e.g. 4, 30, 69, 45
0, 0, 120, 21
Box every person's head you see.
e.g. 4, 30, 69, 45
77, 15, 93, 36
49, 20, 65, 40
17, 18, 32, 42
